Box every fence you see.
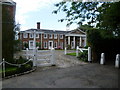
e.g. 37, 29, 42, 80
64, 46, 92, 62
0, 58, 33, 78
0, 48, 56, 78
76, 46, 92, 62
23, 48, 56, 67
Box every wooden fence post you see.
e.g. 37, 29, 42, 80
115, 54, 120, 68
3, 58, 5, 78
33, 48, 37, 67
100, 53, 105, 65
88, 47, 92, 62
51, 48, 55, 66
26, 48, 29, 59
64, 47, 67, 55
76, 46, 79, 57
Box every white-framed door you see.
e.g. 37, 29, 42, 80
29, 40, 34, 49
48, 41, 53, 49
71, 41, 74, 49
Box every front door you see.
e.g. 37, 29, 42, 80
49, 41, 53, 49
29, 40, 34, 49
71, 41, 74, 49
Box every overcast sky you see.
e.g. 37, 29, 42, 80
14, 0, 78, 31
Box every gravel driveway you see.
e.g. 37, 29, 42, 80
2, 50, 119, 88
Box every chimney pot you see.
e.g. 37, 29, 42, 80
37, 22, 40, 29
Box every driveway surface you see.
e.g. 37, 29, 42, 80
2, 50, 119, 88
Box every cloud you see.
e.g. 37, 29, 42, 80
13, 0, 61, 30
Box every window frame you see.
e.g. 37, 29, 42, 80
54, 42, 57, 48
44, 34, 48, 39
54, 34, 57, 39
36, 33, 39, 38
60, 34, 63, 39
44, 41, 47, 48
60, 42, 63, 49
23, 33, 28, 38
49, 34, 53, 39
29, 33, 34, 38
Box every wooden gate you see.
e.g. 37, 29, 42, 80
24, 48, 55, 67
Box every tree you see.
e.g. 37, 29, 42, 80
53, 1, 120, 37
2, 4, 15, 63
97, 2, 120, 37
53, 2, 100, 26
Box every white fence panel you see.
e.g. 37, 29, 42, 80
76, 46, 92, 62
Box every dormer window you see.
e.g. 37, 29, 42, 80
49, 34, 52, 39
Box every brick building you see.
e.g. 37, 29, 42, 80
18, 22, 86, 50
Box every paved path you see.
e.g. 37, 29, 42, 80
3, 50, 119, 88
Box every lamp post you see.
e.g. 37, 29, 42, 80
33, 30, 37, 67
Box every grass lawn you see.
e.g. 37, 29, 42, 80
66, 52, 76, 56
0, 67, 17, 73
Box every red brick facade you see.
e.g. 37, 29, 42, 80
18, 23, 86, 50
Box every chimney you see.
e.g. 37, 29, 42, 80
37, 22, 40, 29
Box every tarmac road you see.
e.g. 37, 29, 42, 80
2, 50, 119, 88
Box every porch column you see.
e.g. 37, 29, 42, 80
58, 34, 60, 46
33, 30, 36, 49
79, 36, 82, 46
68, 36, 70, 45
65, 36, 66, 48
73, 36, 75, 48
41, 33, 42, 49
84, 37, 86, 47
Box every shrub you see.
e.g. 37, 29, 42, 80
77, 51, 88, 62
2, 56, 33, 77
67, 45, 71, 50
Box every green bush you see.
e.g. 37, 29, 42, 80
87, 29, 120, 62
77, 51, 88, 62
2, 56, 33, 77
67, 45, 71, 50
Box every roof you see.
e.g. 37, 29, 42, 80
20, 29, 70, 34
20, 28, 86, 36
0, 0, 16, 5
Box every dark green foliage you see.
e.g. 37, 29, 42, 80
78, 51, 88, 62
67, 45, 71, 50
87, 29, 120, 62
53, 2, 120, 38
2, 56, 33, 77
97, 2, 120, 37
23, 42, 29, 49
14, 40, 21, 52
53, 2, 99, 26
36, 42, 41, 49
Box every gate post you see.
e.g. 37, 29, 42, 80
64, 47, 67, 55
100, 53, 105, 65
115, 54, 120, 68
76, 46, 79, 57
26, 48, 29, 59
33, 30, 37, 67
51, 48, 55, 66
3, 58, 5, 78
88, 47, 92, 62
